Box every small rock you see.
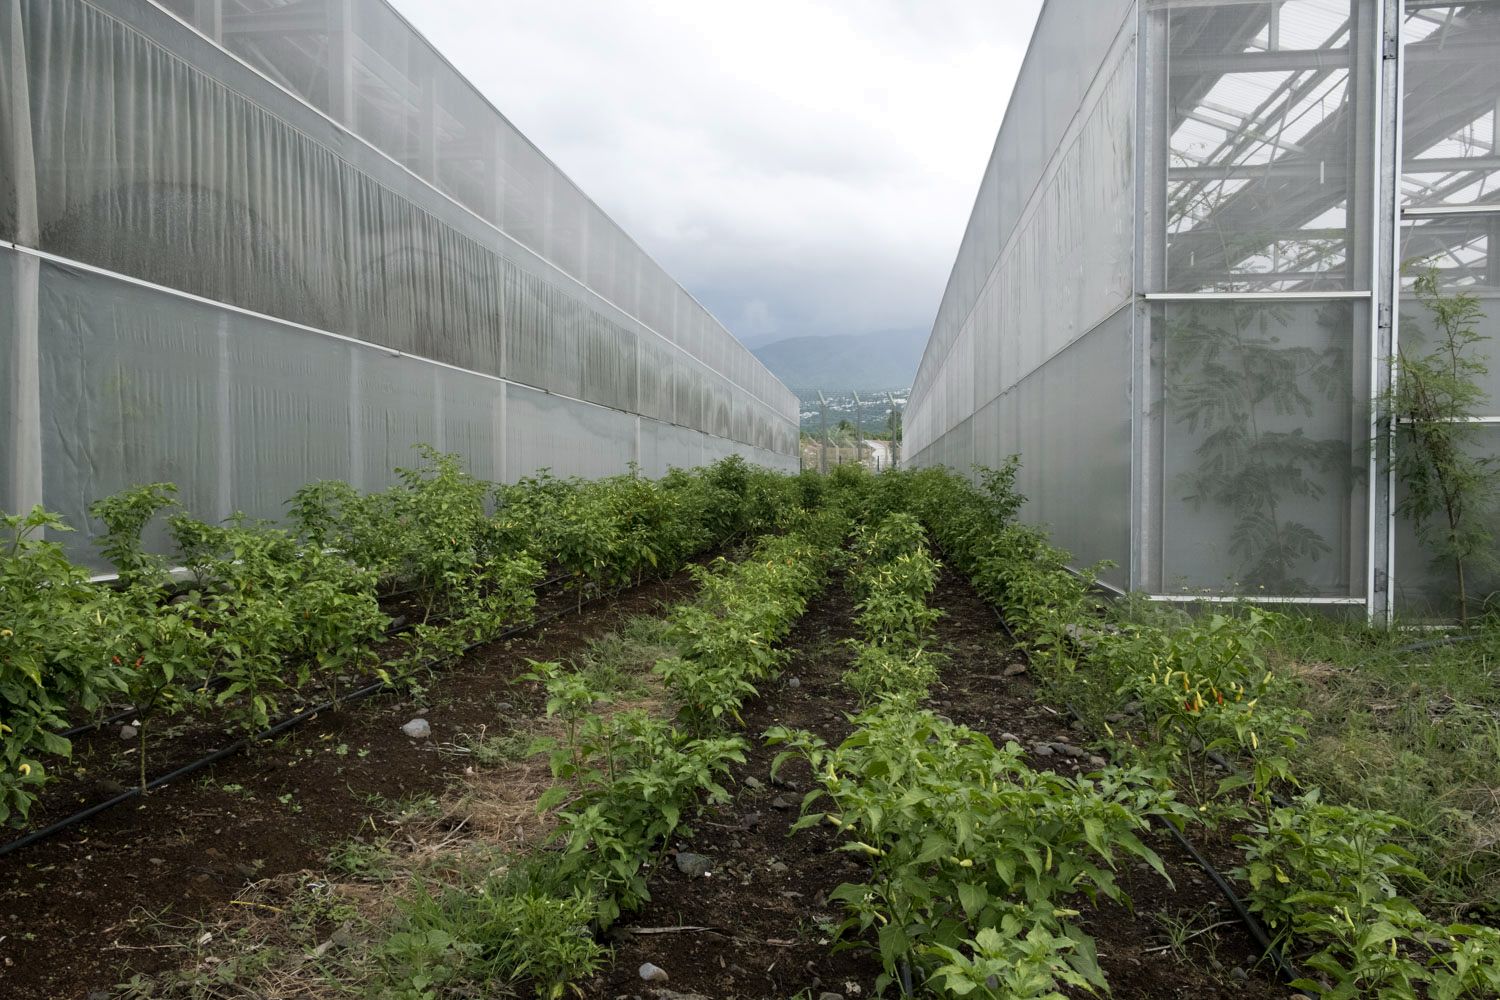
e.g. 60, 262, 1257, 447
120, 724, 139, 741
1230, 967, 1248, 982
769, 860, 789, 876
743, 776, 765, 790
1030, 743, 1054, 757
401, 718, 431, 739
675, 852, 713, 878
1002, 663, 1027, 677
786, 677, 801, 689
496, 701, 515, 711
1000, 732, 1021, 745
1088, 755, 1108, 768
770, 794, 795, 811
1123, 700, 1143, 715
639, 962, 669, 983
1105, 712, 1126, 724
1053, 743, 1087, 759
741, 811, 763, 831
819, 993, 844, 1000
87, 993, 111, 1000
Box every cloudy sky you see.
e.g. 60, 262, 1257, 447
393, 1, 1042, 348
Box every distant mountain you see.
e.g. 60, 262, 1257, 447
751, 329, 926, 393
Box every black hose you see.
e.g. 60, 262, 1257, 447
1158, 820, 1299, 983
1395, 633, 1482, 654
1, 566, 675, 860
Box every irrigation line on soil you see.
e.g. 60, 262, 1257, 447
56, 572, 577, 741
930, 544, 1301, 984
0, 570, 654, 862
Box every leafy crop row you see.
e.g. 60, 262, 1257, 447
887, 462, 1500, 999
371, 501, 848, 997
0, 451, 802, 827
769, 501, 1188, 999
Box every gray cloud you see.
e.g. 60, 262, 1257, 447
393, 0, 1042, 344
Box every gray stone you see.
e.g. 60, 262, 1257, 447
743, 776, 765, 790
1002, 662, 1027, 677
819, 993, 844, 1000
741, 811, 763, 831
1088, 755, 1108, 768
401, 718, 431, 739
1053, 743, 1087, 759
769, 860, 789, 876
786, 676, 801, 688
120, 724, 139, 741
674, 852, 713, 878
770, 794, 795, 811
1030, 744, 1055, 757
638, 962, 669, 983
1000, 732, 1021, 745
1230, 967, 1248, 982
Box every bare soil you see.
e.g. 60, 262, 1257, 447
0, 573, 697, 1000
587, 569, 1289, 1000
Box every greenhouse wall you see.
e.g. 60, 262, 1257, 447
1, 0, 799, 563
907, 0, 1500, 620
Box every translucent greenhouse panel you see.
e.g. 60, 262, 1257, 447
504, 385, 636, 482
1392, 425, 1500, 621
579, 311, 639, 414
1400, 3, 1500, 213
1149, 0, 1377, 293
1152, 298, 1369, 596
639, 419, 708, 479
1398, 285, 1500, 414
1400, 215, 1497, 296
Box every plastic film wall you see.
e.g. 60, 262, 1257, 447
905, 0, 1138, 586
1, 0, 799, 559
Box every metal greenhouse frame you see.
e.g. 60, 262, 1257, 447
905, 0, 1500, 621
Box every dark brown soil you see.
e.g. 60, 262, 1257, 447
588, 569, 1289, 1000
0, 573, 697, 1000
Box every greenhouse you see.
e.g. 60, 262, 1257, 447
0, 0, 801, 566
904, 0, 1500, 620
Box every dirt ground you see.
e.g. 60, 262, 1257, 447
586, 569, 1288, 1000
0, 573, 698, 1000
2, 561, 1294, 999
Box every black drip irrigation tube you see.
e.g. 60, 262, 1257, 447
1, 569, 654, 862
939, 543, 1301, 985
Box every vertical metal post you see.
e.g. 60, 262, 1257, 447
1133, 1, 1167, 595
817, 390, 828, 474
215, 314, 233, 520
853, 391, 864, 469
6, 0, 41, 515
348, 347, 365, 490
10, 253, 42, 515
887, 391, 901, 470
1368, 0, 1402, 626
191, 0, 223, 42
325, 0, 355, 124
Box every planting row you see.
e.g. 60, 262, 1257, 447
0, 451, 815, 827
770, 512, 1190, 998
142, 501, 852, 998
884, 463, 1500, 999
